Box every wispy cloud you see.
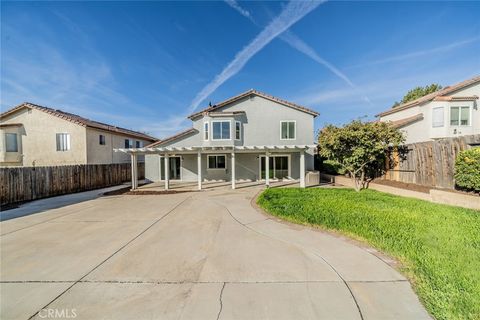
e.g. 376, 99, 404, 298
224, 0, 252, 20
188, 0, 323, 113
224, 0, 370, 104
349, 36, 480, 68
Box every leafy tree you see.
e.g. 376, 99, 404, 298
392, 83, 442, 108
318, 120, 405, 191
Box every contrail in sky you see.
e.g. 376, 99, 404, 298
188, 0, 323, 113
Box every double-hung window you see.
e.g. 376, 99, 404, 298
212, 121, 230, 140
280, 121, 296, 140
124, 139, 133, 148
5, 133, 18, 152
235, 121, 241, 140
450, 106, 470, 126
204, 122, 209, 140
56, 133, 70, 151
208, 155, 226, 169
136, 141, 143, 148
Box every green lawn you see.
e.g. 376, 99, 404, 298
257, 188, 480, 320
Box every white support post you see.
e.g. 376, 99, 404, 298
265, 152, 270, 187
130, 153, 136, 191
197, 151, 202, 190
164, 154, 170, 190
231, 152, 236, 189
133, 154, 138, 189
300, 150, 306, 188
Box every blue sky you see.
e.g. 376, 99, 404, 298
1, 1, 479, 139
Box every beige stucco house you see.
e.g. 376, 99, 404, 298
377, 76, 479, 144
0, 102, 156, 167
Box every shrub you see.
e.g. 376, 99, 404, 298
454, 148, 480, 192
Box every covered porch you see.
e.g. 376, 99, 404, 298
136, 179, 300, 192
116, 145, 315, 191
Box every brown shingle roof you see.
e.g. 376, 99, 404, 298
0, 102, 157, 142
389, 113, 424, 128
187, 89, 319, 119
376, 75, 480, 117
146, 128, 197, 147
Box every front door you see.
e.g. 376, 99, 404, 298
260, 156, 289, 180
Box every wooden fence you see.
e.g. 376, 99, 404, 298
384, 135, 480, 189
0, 163, 144, 206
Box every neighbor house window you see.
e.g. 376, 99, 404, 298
99, 135, 106, 145
280, 121, 296, 140
5, 133, 18, 152
135, 141, 143, 148
235, 121, 241, 140
208, 155, 226, 169
212, 121, 230, 140
450, 106, 470, 126
204, 122, 209, 140
56, 133, 70, 151
124, 139, 133, 148
432, 107, 444, 128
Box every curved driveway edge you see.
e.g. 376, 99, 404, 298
0, 186, 431, 319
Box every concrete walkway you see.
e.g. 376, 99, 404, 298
0, 184, 128, 221
0, 186, 431, 320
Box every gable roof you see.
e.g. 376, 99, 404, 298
146, 128, 197, 147
1, 102, 157, 142
376, 75, 480, 117
187, 89, 319, 119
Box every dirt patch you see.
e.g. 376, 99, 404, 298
373, 179, 432, 194
102, 187, 194, 196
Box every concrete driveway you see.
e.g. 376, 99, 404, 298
0, 186, 430, 320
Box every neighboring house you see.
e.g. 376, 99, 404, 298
0, 102, 156, 167
377, 76, 480, 144
119, 89, 319, 190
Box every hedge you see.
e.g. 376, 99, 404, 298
454, 148, 480, 192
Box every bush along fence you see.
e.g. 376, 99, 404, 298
0, 163, 145, 206
384, 134, 480, 190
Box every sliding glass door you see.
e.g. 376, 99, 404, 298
260, 155, 289, 180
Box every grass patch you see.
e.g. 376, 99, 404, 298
257, 188, 480, 320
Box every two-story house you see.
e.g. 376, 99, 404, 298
0, 102, 157, 167
377, 76, 479, 144
119, 89, 319, 190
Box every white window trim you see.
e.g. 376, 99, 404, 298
449, 106, 471, 127
5, 133, 18, 153
432, 107, 444, 128
235, 121, 241, 140
280, 120, 296, 141
204, 122, 209, 141
207, 154, 227, 170
211, 120, 232, 141
258, 154, 292, 180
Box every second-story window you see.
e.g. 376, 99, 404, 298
280, 121, 296, 140
212, 121, 230, 140
136, 141, 143, 148
235, 121, 241, 140
204, 122, 209, 140
5, 133, 18, 152
56, 133, 70, 151
124, 139, 133, 148
450, 106, 470, 126
99, 135, 106, 145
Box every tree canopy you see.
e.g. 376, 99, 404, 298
392, 83, 442, 108
318, 120, 405, 191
